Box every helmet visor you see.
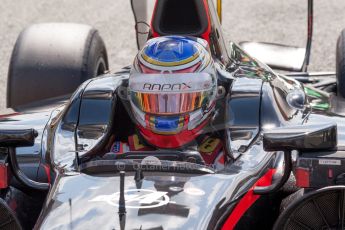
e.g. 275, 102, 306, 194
129, 73, 215, 115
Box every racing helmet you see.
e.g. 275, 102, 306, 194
129, 36, 217, 149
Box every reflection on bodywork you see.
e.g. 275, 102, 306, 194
304, 86, 330, 111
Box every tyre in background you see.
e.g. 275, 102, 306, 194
336, 29, 345, 98
7, 23, 108, 110
274, 186, 345, 230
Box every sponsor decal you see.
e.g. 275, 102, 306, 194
142, 83, 192, 91
198, 136, 223, 165
319, 159, 341, 166
110, 141, 129, 154
141, 156, 162, 166
169, 186, 183, 192
128, 134, 152, 151
129, 73, 213, 93
90, 189, 169, 209
112, 142, 121, 153
184, 187, 205, 196
198, 137, 222, 155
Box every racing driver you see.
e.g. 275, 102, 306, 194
109, 36, 226, 169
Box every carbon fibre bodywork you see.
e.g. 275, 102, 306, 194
0, 44, 343, 229
1, 0, 344, 229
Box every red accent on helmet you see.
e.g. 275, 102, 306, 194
183, 115, 189, 129
139, 63, 160, 74
138, 118, 209, 149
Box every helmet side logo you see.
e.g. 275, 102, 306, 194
143, 83, 192, 91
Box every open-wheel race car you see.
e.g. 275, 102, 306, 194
1, 0, 345, 229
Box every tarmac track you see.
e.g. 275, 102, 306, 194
1, 0, 345, 114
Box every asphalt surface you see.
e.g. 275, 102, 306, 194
1, 0, 345, 114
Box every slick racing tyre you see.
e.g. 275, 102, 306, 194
7, 23, 108, 109
273, 186, 345, 230
336, 28, 345, 98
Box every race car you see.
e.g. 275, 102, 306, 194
0, 0, 345, 229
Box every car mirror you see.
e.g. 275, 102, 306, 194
286, 89, 306, 110
263, 123, 337, 152
239, 42, 306, 72
0, 129, 38, 147
255, 123, 335, 195
0, 129, 49, 190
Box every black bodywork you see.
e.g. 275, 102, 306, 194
1, 45, 342, 229
0, 0, 344, 229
